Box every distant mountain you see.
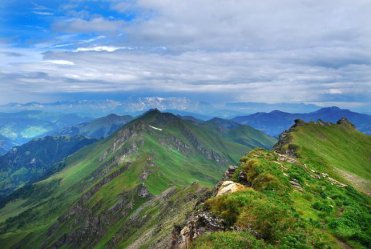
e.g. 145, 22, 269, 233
0, 136, 13, 156
232, 106, 371, 136
205, 118, 277, 149
0, 98, 332, 119
55, 114, 133, 139
175, 119, 371, 248
0, 98, 213, 117
0, 136, 97, 198
0, 110, 91, 151
0, 109, 276, 249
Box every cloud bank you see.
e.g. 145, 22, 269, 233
0, 0, 370, 110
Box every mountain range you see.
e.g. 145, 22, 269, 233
0, 98, 332, 119
0, 109, 276, 248
0, 111, 91, 151
232, 106, 371, 136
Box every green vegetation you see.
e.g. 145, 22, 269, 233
0, 110, 275, 248
0, 135, 97, 198
192, 231, 271, 249
287, 121, 371, 193
195, 121, 371, 249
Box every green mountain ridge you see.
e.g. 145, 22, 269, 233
275, 118, 371, 194
177, 118, 371, 249
0, 109, 276, 248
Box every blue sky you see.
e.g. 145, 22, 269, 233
1, 0, 371, 112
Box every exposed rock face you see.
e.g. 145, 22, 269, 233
223, 165, 251, 186
138, 183, 150, 198
224, 165, 237, 179
216, 181, 245, 196
43, 164, 134, 249
172, 178, 247, 248
173, 212, 225, 249
293, 119, 305, 127
337, 117, 355, 128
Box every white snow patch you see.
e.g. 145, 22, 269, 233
149, 125, 162, 131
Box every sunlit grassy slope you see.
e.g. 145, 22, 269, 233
282, 120, 371, 193
0, 109, 275, 248
193, 120, 370, 249
195, 149, 370, 248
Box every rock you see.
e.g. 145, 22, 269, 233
238, 171, 251, 186
138, 184, 150, 198
216, 181, 245, 196
337, 117, 355, 128
293, 119, 306, 127
224, 165, 237, 179
173, 211, 225, 249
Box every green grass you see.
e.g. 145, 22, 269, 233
192, 231, 271, 249
197, 148, 371, 249
0, 110, 274, 248
288, 122, 371, 193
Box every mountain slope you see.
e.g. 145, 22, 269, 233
275, 118, 371, 194
178, 119, 371, 249
0, 136, 97, 198
232, 106, 371, 136
56, 113, 133, 139
0, 109, 276, 249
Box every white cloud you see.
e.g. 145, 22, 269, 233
328, 89, 343, 94
33, 11, 54, 16
1, 0, 371, 108
44, 60, 75, 65
75, 46, 122, 52
121, 0, 371, 51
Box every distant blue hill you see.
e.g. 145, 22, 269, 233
0, 111, 91, 153
54, 113, 133, 139
232, 106, 371, 136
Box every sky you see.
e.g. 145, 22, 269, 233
1, 0, 371, 112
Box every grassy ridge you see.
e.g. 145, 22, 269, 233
0, 110, 275, 248
195, 149, 370, 249
286, 121, 371, 193
193, 121, 371, 248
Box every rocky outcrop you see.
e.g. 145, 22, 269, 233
172, 211, 225, 249
138, 183, 150, 198
224, 165, 237, 179
337, 117, 355, 128
216, 181, 245, 196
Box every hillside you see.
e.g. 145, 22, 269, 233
0, 136, 97, 198
275, 118, 371, 194
56, 114, 133, 139
0, 109, 276, 249
175, 119, 371, 249
232, 106, 371, 136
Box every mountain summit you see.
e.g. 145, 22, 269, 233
0, 110, 275, 249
